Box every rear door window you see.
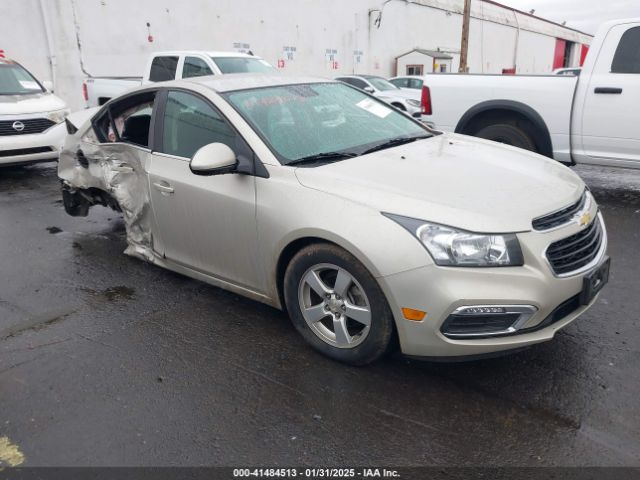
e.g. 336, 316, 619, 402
93, 91, 157, 147
114, 103, 154, 147
93, 109, 114, 143
149, 56, 179, 82
612, 26, 640, 73
183, 57, 213, 78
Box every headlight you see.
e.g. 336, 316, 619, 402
406, 99, 421, 107
46, 108, 71, 124
384, 213, 524, 267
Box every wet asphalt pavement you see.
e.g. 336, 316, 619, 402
0, 162, 639, 467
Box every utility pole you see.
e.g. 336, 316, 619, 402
458, 0, 471, 72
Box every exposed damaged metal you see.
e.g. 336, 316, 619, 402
59, 109, 155, 262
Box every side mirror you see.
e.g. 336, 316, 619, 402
190, 143, 238, 176
42, 80, 54, 92
364, 86, 375, 94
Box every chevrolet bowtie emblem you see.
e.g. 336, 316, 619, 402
579, 212, 592, 227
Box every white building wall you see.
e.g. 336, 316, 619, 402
0, 0, 593, 110
513, 30, 557, 74
0, 0, 51, 82
467, 16, 517, 73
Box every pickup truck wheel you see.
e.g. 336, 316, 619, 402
284, 243, 395, 366
475, 124, 536, 152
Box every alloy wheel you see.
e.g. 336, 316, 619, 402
298, 263, 372, 349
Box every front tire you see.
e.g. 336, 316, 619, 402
283, 243, 394, 365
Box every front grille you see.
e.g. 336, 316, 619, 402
0, 146, 53, 157
0, 118, 56, 136
546, 218, 603, 275
533, 192, 587, 231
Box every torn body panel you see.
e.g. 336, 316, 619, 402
58, 126, 156, 262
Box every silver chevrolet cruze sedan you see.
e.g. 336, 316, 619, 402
59, 74, 609, 365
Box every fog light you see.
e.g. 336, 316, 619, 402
461, 306, 506, 315
441, 305, 537, 338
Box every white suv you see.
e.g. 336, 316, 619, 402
0, 59, 69, 167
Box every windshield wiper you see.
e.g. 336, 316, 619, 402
287, 151, 359, 167
361, 135, 431, 155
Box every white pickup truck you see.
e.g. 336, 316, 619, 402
83, 51, 274, 107
393, 18, 640, 169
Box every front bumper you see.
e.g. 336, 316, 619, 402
378, 211, 608, 358
0, 123, 66, 166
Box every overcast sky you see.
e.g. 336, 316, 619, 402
496, 0, 638, 35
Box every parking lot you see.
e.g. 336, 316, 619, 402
0, 161, 639, 467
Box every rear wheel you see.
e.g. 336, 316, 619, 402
475, 123, 536, 152
283, 243, 394, 365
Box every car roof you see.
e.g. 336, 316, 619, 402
167, 73, 337, 93
152, 51, 262, 59
336, 74, 383, 80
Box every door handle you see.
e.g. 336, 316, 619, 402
153, 181, 174, 194
111, 163, 134, 173
594, 87, 623, 94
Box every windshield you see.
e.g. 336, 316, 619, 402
212, 57, 275, 74
0, 63, 44, 95
226, 83, 430, 165
366, 77, 399, 92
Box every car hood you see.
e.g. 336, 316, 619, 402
0, 92, 67, 116
294, 133, 584, 233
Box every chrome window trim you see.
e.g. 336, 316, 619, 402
152, 151, 189, 162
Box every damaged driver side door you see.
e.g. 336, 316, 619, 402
87, 90, 159, 260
